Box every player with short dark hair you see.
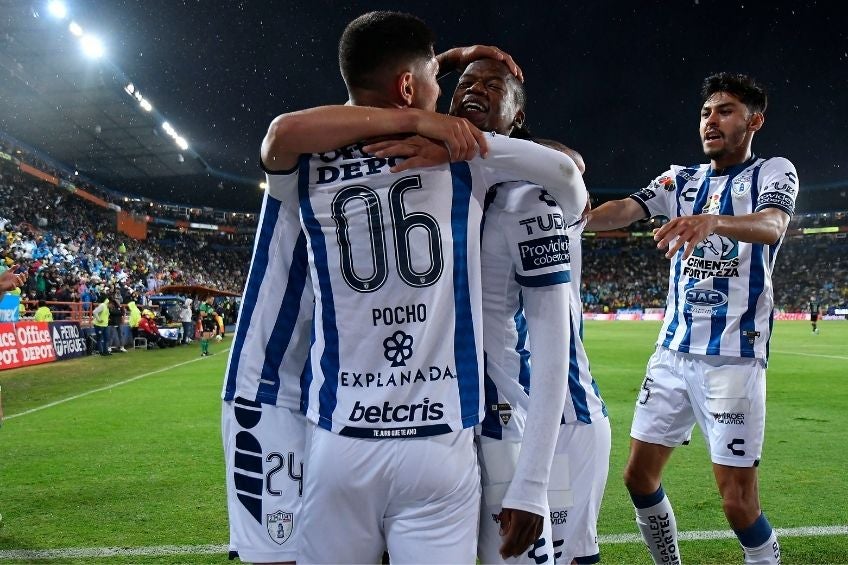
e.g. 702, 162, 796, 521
256, 10, 587, 563
586, 72, 794, 564
448, 58, 609, 565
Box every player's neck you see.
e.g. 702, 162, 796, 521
710, 147, 753, 175
348, 89, 407, 110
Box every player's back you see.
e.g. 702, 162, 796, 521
297, 143, 488, 439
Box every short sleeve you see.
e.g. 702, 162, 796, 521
496, 183, 572, 288
629, 169, 678, 219
755, 157, 798, 216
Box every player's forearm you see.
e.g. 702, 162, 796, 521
585, 198, 647, 231
713, 209, 789, 245
262, 106, 419, 169
501, 285, 569, 516
485, 136, 588, 221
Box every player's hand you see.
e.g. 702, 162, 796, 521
409, 111, 487, 161
0, 265, 27, 292
653, 214, 719, 259
364, 136, 450, 172
437, 45, 524, 82
498, 507, 544, 559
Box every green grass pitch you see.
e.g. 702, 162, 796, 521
0, 321, 846, 564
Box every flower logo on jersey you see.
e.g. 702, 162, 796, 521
266, 509, 294, 545
383, 330, 414, 367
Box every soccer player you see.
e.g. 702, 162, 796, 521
222, 32, 531, 565
198, 296, 217, 356
586, 72, 796, 565
260, 11, 587, 563
448, 58, 610, 565
809, 296, 821, 334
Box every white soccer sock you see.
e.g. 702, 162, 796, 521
633, 489, 682, 565
736, 513, 781, 564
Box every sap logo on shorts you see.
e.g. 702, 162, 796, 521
349, 398, 444, 424
266, 509, 294, 545
518, 235, 570, 271
684, 288, 728, 308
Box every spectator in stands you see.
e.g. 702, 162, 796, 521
34, 299, 53, 322
92, 296, 110, 356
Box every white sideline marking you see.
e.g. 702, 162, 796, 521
0, 525, 845, 560
5, 348, 231, 421
770, 350, 848, 361
598, 524, 848, 544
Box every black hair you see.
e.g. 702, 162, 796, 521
339, 11, 435, 91
701, 72, 767, 114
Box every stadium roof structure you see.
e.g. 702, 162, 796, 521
0, 1, 257, 210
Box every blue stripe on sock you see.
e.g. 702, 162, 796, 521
630, 485, 665, 509
734, 512, 773, 548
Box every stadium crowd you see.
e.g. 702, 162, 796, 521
1, 144, 847, 319
0, 166, 249, 317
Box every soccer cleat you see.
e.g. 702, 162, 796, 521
119, 347, 128, 353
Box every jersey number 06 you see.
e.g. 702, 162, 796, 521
332, 175, 444, 292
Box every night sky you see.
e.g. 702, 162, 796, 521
13, 1, 848, 211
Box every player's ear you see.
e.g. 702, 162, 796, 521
512, 109, 526, 130
748, 111, 764, 132
397, 71, 415, 107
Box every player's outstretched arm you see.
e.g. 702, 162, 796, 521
653, 207, 790, 259
585, 197, 648, 232
261, 106, 487, 172
499, 283, 570, 558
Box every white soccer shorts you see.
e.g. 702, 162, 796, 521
299, 424, 480, 564
549, 418, 611, 564
631, 346, 767, 467
477, 436, 555, 565
222, 398, 306, 563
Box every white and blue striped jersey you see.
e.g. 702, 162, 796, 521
630, 156, 798, 360
293, 135, 586, 439
222, 168, 313, 410
480, 184, 606, 441
561, 218, 608, 425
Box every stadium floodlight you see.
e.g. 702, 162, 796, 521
175, 137, 189, 150
259, 181, 268, 190
124, 83, 135, 95
80, 34, 105, 58
68, 20, 83, 36
139, 98, 152, 112
47, 1, 68, 19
